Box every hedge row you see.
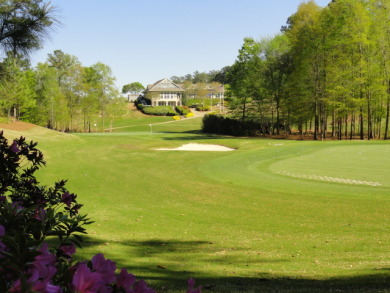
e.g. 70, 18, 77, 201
202, 114, 268, 136
141, 106, 177, 116
196, 105, 210, 111
175, 105, 191, 115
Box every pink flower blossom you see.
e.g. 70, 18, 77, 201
133, 280, 156, 293
72, 263, 105, 293
33, 243, 57, 281
91, 253, 116, 284
11, 201, 24, 211
9, 140, 20, 153
61, 192, 75, 207
116, 268, 136, 292
60, 243, 76, 257
10, 268, 61, 293
33, 208, 47, 221
187, 278, 202, 293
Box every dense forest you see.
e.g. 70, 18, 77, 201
225, 0, 390, 140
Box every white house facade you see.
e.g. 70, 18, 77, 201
144, 79, 185, 107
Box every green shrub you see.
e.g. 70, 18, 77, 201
135, 101, 144, 110
202, 114, 263, 136
175, 105, 191, 115
142, 106, 177, 116
196, 105, 210, 111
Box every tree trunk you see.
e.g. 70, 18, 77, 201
367, 91, 372, 140
331, 109, 335, 137
359, 107, 364, 140
350, 113, 355, 140
276, 97, 280, 135
385, 93, 390, 140
242, 98, 247, 121
314, 101, 319, 140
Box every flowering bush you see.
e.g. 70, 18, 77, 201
184, 113, 194, 118
0, 131, 201, 293
172, 116, 181, 120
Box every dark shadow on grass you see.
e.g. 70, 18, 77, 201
156, 130, 204, 135
161, 134, 235, 141
77, 236, 390, 292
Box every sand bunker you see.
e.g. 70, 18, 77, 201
156, 143, 235, 152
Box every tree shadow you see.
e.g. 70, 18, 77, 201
161, 134, 236, 141
77, 236, 390, 292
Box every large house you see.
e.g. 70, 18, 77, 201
142, 78, 224, 106
143, 79, 185, 107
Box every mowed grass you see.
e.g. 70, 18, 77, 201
1, 118, 390, 292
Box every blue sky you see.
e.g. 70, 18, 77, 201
31, 0, 331, 91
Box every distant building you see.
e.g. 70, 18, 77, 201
144, 79, 185, 107
141, 78, 225, 106
126, 93, 142, 102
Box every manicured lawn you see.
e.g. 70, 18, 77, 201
2, 119, 390, 292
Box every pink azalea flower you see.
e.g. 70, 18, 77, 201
33, 208, 47, 221
9, 140, 20, 153
61, 192, 75, 207
72, 263, 105, 293
116, 268, 136, 292
11, 201, 24, 211
187, 278, 202, 293
60, 243, 76, 257
33, 243, 58, 283
91, 253, 116, 284
35, 243, 56, 267
10, 269, 61, 293
133, 280, 156, 293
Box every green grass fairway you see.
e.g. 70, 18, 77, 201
1, 120, 389, 292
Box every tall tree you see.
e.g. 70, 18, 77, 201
122, 82, 144, 95
88, 62, 118, 131
47, 50, 83, 131
261, 34, 291, 134
33, 62, 65, 128
0, 0, 57, 56
284, 0, 326, 139
227, 37, 265, 120
0, 53, 35, 120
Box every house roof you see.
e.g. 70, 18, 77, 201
146, 78, 185, 92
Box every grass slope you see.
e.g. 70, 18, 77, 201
1, 119, 389, 292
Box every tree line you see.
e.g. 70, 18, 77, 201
226, 0, 390, 140
0, 1, 124, 132
0, 50, 123, 132
170, 68, 229, 85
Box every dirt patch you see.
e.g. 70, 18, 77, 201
155, 143, 235, 152
0, 121, 37, 131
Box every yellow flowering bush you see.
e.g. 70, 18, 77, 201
185, 112, 194, 118
173, 116, 181, 120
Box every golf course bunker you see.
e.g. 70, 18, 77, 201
156, 143, 235, 152
277, 171, 382, 187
